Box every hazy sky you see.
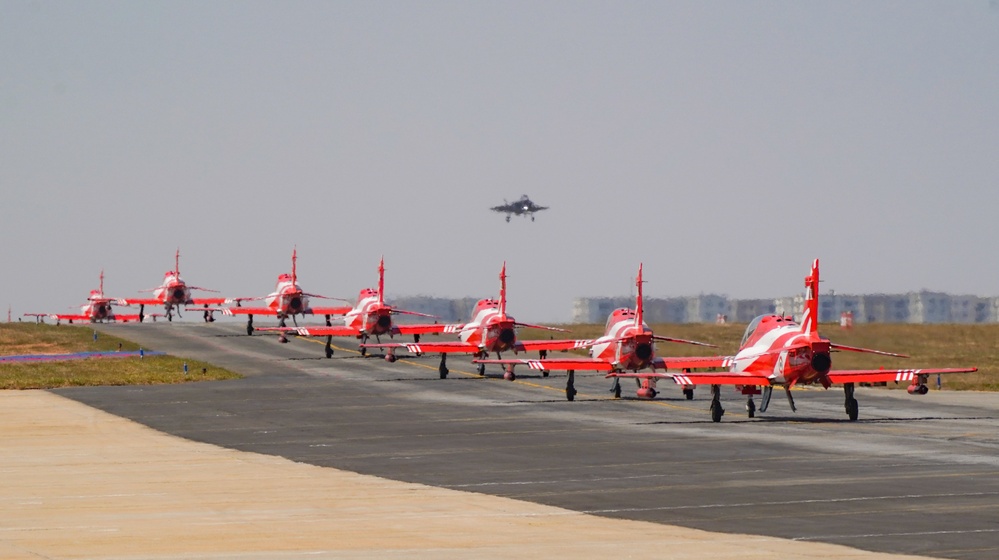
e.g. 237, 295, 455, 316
2, 1, 997, 323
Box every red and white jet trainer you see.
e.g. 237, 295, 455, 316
259, 257, 450, 356
363, 262, 589, 381
24, 270, 142, 325
116, 249, 227, 321
473, 263, 715, 399
219, 248, 352, 334
608, 259, 977, 422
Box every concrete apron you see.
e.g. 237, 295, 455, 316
0, 391, 933, 560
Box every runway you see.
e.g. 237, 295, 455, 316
58, 322, 999, 560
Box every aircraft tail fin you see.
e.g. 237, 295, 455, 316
635, 263, 644, 329
291, 247, 298, 286
377, 256, 385, 306
175, 248, 181, 276
99, 269, 105, 297
801, 259, 820, 334
499, 262, 507, 318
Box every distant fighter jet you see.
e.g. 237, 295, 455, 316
491, 195, 548, 222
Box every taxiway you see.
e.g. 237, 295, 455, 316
55, 322, 999, 560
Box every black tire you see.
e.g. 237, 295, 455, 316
360, 346, 367, 357
566, 388, 576, 402
683, 388, 694, 400
439, 367, 449, 379
542, 370, 549, 378
847, 398, 859, 421
710, 403, 724, 423
613, 384, 622, 399
325, 347, 333, 359
508, 372, 516, 381
477, 363, 486, 376
747, 400, 756, 418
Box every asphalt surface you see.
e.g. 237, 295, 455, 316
58, 322, 999, 560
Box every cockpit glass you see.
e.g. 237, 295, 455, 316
741, 315, 764, 346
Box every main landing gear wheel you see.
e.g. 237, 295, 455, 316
504, 371, 516, 381
246, 315, 254, 336
325, 336, 334, 359
566, 370, 576, 401
477, 362, 486, 376
709, 384, 724, 423
610, 378, 622, 399
844, 382, 859, 421
438, 354, 449, 379
846, 398, 859, 421
746, 396, 756, 418
542, 370, 549, 378
683, 388, 694, 400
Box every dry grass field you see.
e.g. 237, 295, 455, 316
520, 322, 999, 391
0, 323, 240, 389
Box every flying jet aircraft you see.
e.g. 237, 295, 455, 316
258, 258, 451, 352
606, 259, 977, 422
472, 263, 716, 400
216, 248, 352, 334
491, 195, 548, 222
116, 249, 227, 321
24, 271, 142, 324
362, 262, 595, 381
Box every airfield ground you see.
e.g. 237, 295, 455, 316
1, 322, 998, 559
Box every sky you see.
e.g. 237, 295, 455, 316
2, 1, 998, 323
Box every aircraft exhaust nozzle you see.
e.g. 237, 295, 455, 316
376, 315, 392, 330
289, 297, 303, 310
907, 384, 929, 395
811, 352, 832, 375
635, 343, 653, 362
499, 328, 516, 345
172, 288, 186, 300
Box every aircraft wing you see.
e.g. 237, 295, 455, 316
826, 367, 977, 385
222, 307, 276, 316
116, 297, 162, 306
608, 371, 770, 386
391, 309, 439, 319
653, 335, 717, 348
394, 323, 455, 336
361, 341, 476, 354
474, 358, 613, 372
515, 339, 594, 352
307, 306, 352, 316
49, 314, 92, 322
190, 297, 228, 306
831, 343, 909, 358
291, 326, 361, 337
515, 321, 569, 333
651, 356, 736, 370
